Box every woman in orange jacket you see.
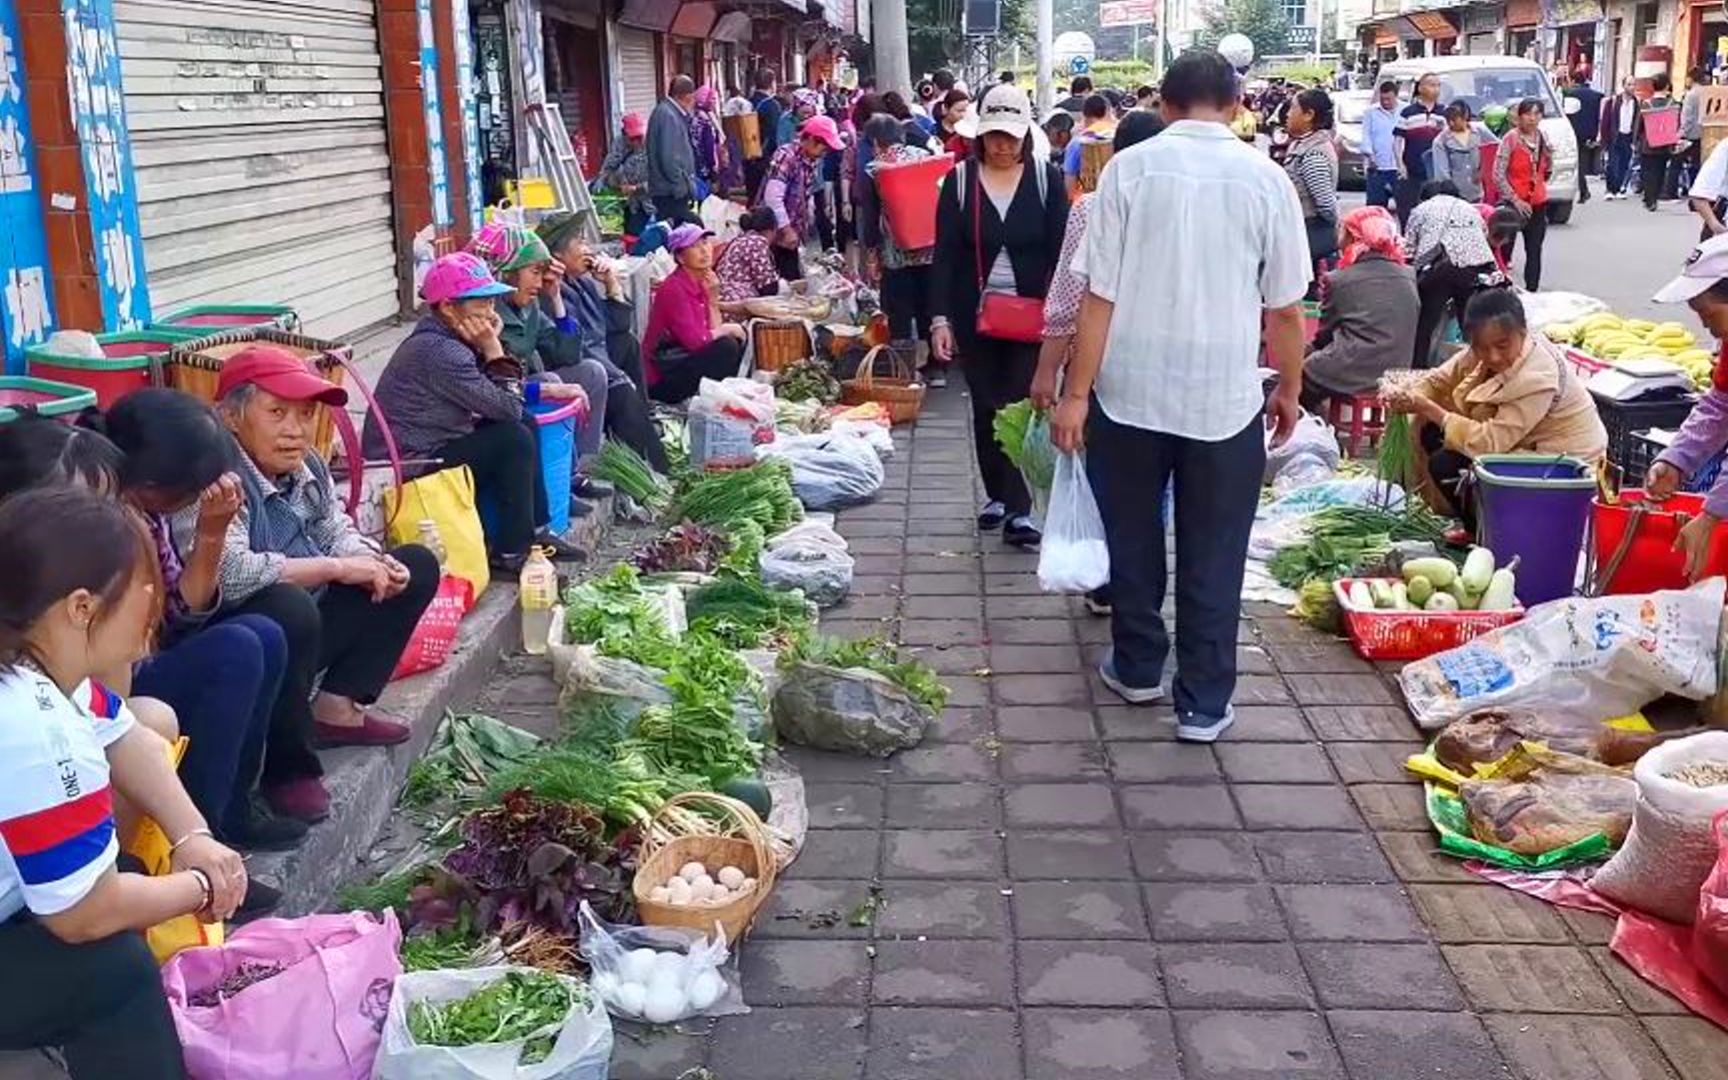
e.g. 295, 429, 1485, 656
1491, 98, 1553, 291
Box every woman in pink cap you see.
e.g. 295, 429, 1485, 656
364, 252, 580, 572
641, 224, 748, 403
599, 112, 652, 235
754, 114, 846, 279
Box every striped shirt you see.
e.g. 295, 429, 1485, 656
1398, 102, 1446, 178
0, 672, 132, 920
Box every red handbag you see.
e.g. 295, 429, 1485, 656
972, 164, 1046, 343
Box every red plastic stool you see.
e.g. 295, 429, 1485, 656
1324, 393, 1387, 459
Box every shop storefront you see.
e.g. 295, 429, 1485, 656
711, 13, 754, 94
616, 0, 675, 118
1551, 0, 1606, 77
471, 0, 519, 208
1508, 0, 1541, 56
1686, 0, 1728, 79
1463, 3, 1504, 56
1409, 10, 1460, 55
544, 0, 610, 178
113, 0, 401, 338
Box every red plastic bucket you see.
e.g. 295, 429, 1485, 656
1592, 489, 1728, 594
875, 153, 955, 251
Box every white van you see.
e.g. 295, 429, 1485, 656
1378, 56, 1581, 224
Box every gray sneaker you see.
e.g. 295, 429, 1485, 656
1176, 707, 1236, 743
1098, 656, 1165, 706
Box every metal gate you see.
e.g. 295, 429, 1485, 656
615, 26, 660, 119
116, 0, 400, 339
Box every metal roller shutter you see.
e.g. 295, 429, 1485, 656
116, 0, 400, 339
616, 27, 659, 119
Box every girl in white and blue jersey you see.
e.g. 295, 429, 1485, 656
0, 488, 245, 1078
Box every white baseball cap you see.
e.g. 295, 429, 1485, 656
1655, 233, 1728, 304
963, 84, 1033, 140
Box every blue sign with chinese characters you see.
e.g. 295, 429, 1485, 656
63, 0, 151, 332
0, 3, 54, 372
452, 0, 483, 232
419, 0, 451, 228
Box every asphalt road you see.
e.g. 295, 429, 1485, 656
1340, 180, 1703, 324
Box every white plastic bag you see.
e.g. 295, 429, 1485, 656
576, 902, 747, 1023
761, 521, 855, 607
830, 418, 894, 459
1592, 732, 1728, 924
1399, 577, 1726, 731
374, 965, 613, 1080
690, 378, 774, 468
1038, 452, 1110, 593
759, 434, 884, 510
1263, 411, 1340, 485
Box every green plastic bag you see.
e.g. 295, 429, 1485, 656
1423, 781, 1613, 870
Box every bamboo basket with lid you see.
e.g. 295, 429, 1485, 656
633, 791, 778, 942
751, 319, 813, 373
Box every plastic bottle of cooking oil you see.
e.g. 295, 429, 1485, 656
519, 547, 557, 655
416, 519, 448, 569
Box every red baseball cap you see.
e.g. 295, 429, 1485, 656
215, 345, 349, 406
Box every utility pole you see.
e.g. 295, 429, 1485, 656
874, 0, 912, 96
1036, 0, 1053, 113
1154, 0, 1170, 79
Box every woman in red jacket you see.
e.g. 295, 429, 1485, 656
1491, 98, 1553, 291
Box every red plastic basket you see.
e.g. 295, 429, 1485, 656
1332, 577, 1525, 661
875, 153, 954, 251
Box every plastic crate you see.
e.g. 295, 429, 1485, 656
1593, 391, 1698, 471
1333, 577, 1525, 661
0, 376, 99, 423
23, 329, 201, 408
1625, 431, 1727, 493
1563, 346, 1609, 378
157, 304, 298, 332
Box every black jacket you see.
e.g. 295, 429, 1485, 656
929, 158, 1070, 344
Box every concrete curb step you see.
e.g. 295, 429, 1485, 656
258, 497, 614, 916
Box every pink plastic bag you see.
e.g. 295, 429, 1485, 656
390, 574, 473, 681
162, 909, 402, 1080
1694, 809, 1728, 998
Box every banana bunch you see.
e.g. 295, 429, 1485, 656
1546, 313, 1711, 389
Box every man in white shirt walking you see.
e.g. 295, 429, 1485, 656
1051, 49, 1310, 743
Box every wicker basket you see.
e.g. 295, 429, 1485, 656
633, 792, 779, 942
168, 329, 351, 458
840, 344, 925, 424
724, 112, 763, 160
1079, 140, 1115, 194
752, 320, 813, 373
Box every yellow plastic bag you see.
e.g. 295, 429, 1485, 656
381, 465, 490, 598
127, 737, 225, 964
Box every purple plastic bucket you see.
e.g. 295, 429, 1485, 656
1473, 454, 1596, 606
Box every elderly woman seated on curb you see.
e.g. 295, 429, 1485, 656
467, 222, 613, 505
365, 253, 583, 569
536, 211, 670, 471
174, 346, 441, 824
641, 223, 748, 404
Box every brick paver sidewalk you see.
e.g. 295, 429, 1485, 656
505, 386, 1728, 1079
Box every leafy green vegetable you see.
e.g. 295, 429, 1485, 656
994, 399, 1036, 469
400, 924, 492, 972
403, 714, 543, 810
337, 867, 428, 914
623, 675, 765, 789
773, 356, 842, 404
1267, 504, 1450, 587
669, 460, 802, 534
686, 571, 815, 649
591, 441, 671, 510
406, 970, 578, 1065
784, 635, 949, 714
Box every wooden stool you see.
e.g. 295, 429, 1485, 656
1325, 392, 1387, 459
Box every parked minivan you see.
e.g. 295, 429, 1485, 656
1378, 56, 1581, 224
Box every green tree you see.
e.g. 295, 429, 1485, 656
1193, 0, 1291, 65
